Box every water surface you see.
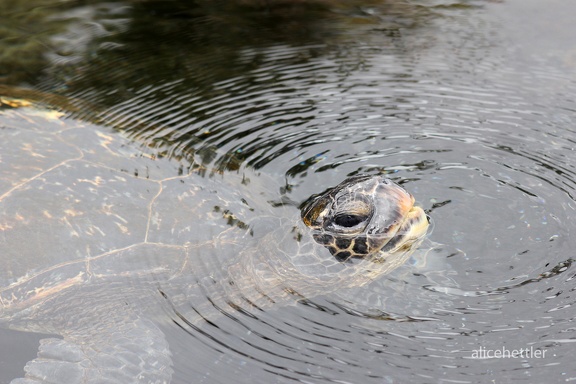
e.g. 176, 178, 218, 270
1, 0, 576, 383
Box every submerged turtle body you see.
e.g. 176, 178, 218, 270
0, 99, 429, 383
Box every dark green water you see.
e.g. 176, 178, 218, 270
1, 0, 576, 383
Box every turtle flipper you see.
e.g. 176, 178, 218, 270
11, 318, 172, 384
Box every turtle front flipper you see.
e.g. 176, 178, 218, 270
11, 317, 172, 384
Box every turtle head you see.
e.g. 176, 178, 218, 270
301, 175, 429, 262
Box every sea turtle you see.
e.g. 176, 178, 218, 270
0, 98, 430, 383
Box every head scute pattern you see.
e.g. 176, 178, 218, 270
301, 175, 429, 262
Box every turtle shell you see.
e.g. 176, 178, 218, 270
0, 98, 430, 312
0, 98, 271, 312
0, 97, 431, 384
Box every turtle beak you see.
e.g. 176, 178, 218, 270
403, 206, 430, 240
383, 206, 430, 252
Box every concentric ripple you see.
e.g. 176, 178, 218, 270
1, 0, 576, 383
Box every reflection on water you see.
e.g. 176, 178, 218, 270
2, 0, 451, 172
1, 0, 576, 383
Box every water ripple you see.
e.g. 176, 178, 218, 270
3, 0, 576, 383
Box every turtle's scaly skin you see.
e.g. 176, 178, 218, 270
302, 175, 429, 261
0, 99, 429, 383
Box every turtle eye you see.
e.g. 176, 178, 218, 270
333, 214, 367, 228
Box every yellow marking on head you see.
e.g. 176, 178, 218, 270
404, 206, 429, 241
397, 192, 416, 217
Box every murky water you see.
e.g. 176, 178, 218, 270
1, 0, 576, 383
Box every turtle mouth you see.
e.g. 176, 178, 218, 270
379, 205, 430, 253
